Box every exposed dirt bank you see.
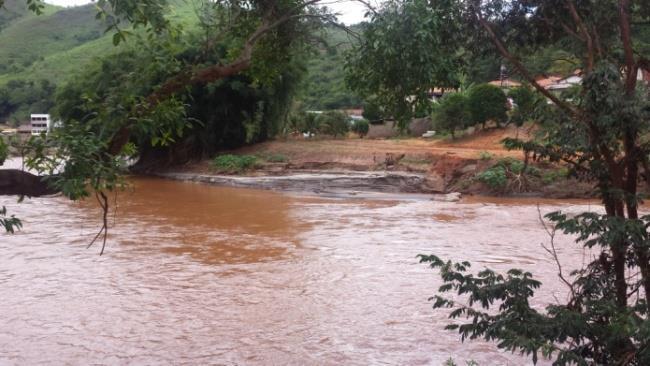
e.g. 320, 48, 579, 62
156, 170, 457, 200
155, 126, 597, 199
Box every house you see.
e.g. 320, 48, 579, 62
546, 72, 582, 93
535, 75, 563, 89
427, 87, 457, 101
344, 108, 364, 121
488, 78, 522, 90
30, 114, 52, 135
17, 124, 32, 135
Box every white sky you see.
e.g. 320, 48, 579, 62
44, 0, 373, 25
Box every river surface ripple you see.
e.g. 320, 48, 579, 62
0, 176, 600, 365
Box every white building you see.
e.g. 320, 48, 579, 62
30, 114, 52, 135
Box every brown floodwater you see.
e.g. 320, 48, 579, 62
0, 175, 602, 365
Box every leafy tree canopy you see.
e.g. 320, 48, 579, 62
466, 83, 507, 128
432, 92, 470, 139
345, 0, 461, 129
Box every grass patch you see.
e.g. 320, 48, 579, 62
212, 154, 259, 173
262, 153, 288, 163
478, 151, 493, 160
401, 156, 432, 165
542, 167, 569, 184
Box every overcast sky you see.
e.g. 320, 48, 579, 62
44, 0, 372, 24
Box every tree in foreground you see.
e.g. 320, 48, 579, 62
349, 0, 650, 364
0, 0, 335, 247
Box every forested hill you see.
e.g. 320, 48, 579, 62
0, 0, 201, 85
0, 0, 106, 82
0, 0, 203, 122
0, 0, 361, 122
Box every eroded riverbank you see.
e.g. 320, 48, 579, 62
1, 177, 597, 365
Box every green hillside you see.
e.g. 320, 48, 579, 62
0, 0, 201, 85
0, 1, 359, 122
0, 4, 108, 77
0, 0, 204, 122
0, 0, 59, 31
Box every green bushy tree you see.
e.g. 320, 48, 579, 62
351, 119, 369, 138
345, 0, 460, 130
316, 110, 349, 137
432, 93, 470, 139
362, 99, 384, 122
0, 0, 336, 241
467, 83, 508, 129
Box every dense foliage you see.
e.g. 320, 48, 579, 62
466, 83, 507, 129
361, 99, 384, 122
436, 2, 649, 365
508, 86, 542, 127
432, 93, 470, 139
345, 0, 460, 129
296, 26, 362, 110
0, 79, 55, 122
315, 110, 349, 137
351, 119, 369, 138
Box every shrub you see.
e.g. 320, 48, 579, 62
432, 93, 470, 139
477, 158, 540, 191
362, 100, 384, 122
467, 83, 508, 129
508, 86, 542, 126
212, 154, 258, 173
496, 157, 539, 176
316, 111, 350, 137
0, 138, 7, 165
302, 112, 319, 134
478, 151, 493, 160
351, 119, 370, 138
476, 165, 507, 190
265, 153, 288, 163
541, 167, 569, 184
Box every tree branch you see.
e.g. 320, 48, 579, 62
564, 0, 594, 72
618, 0, 638, 94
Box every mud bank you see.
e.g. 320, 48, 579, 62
156, 170, 446, 197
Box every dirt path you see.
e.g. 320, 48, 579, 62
235, 126, 526, 166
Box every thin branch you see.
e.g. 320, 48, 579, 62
86, 191, 110, 255
564, 0, 594, 71
538, 205, 576, 299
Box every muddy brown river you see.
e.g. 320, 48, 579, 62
0, 176, 600, 365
